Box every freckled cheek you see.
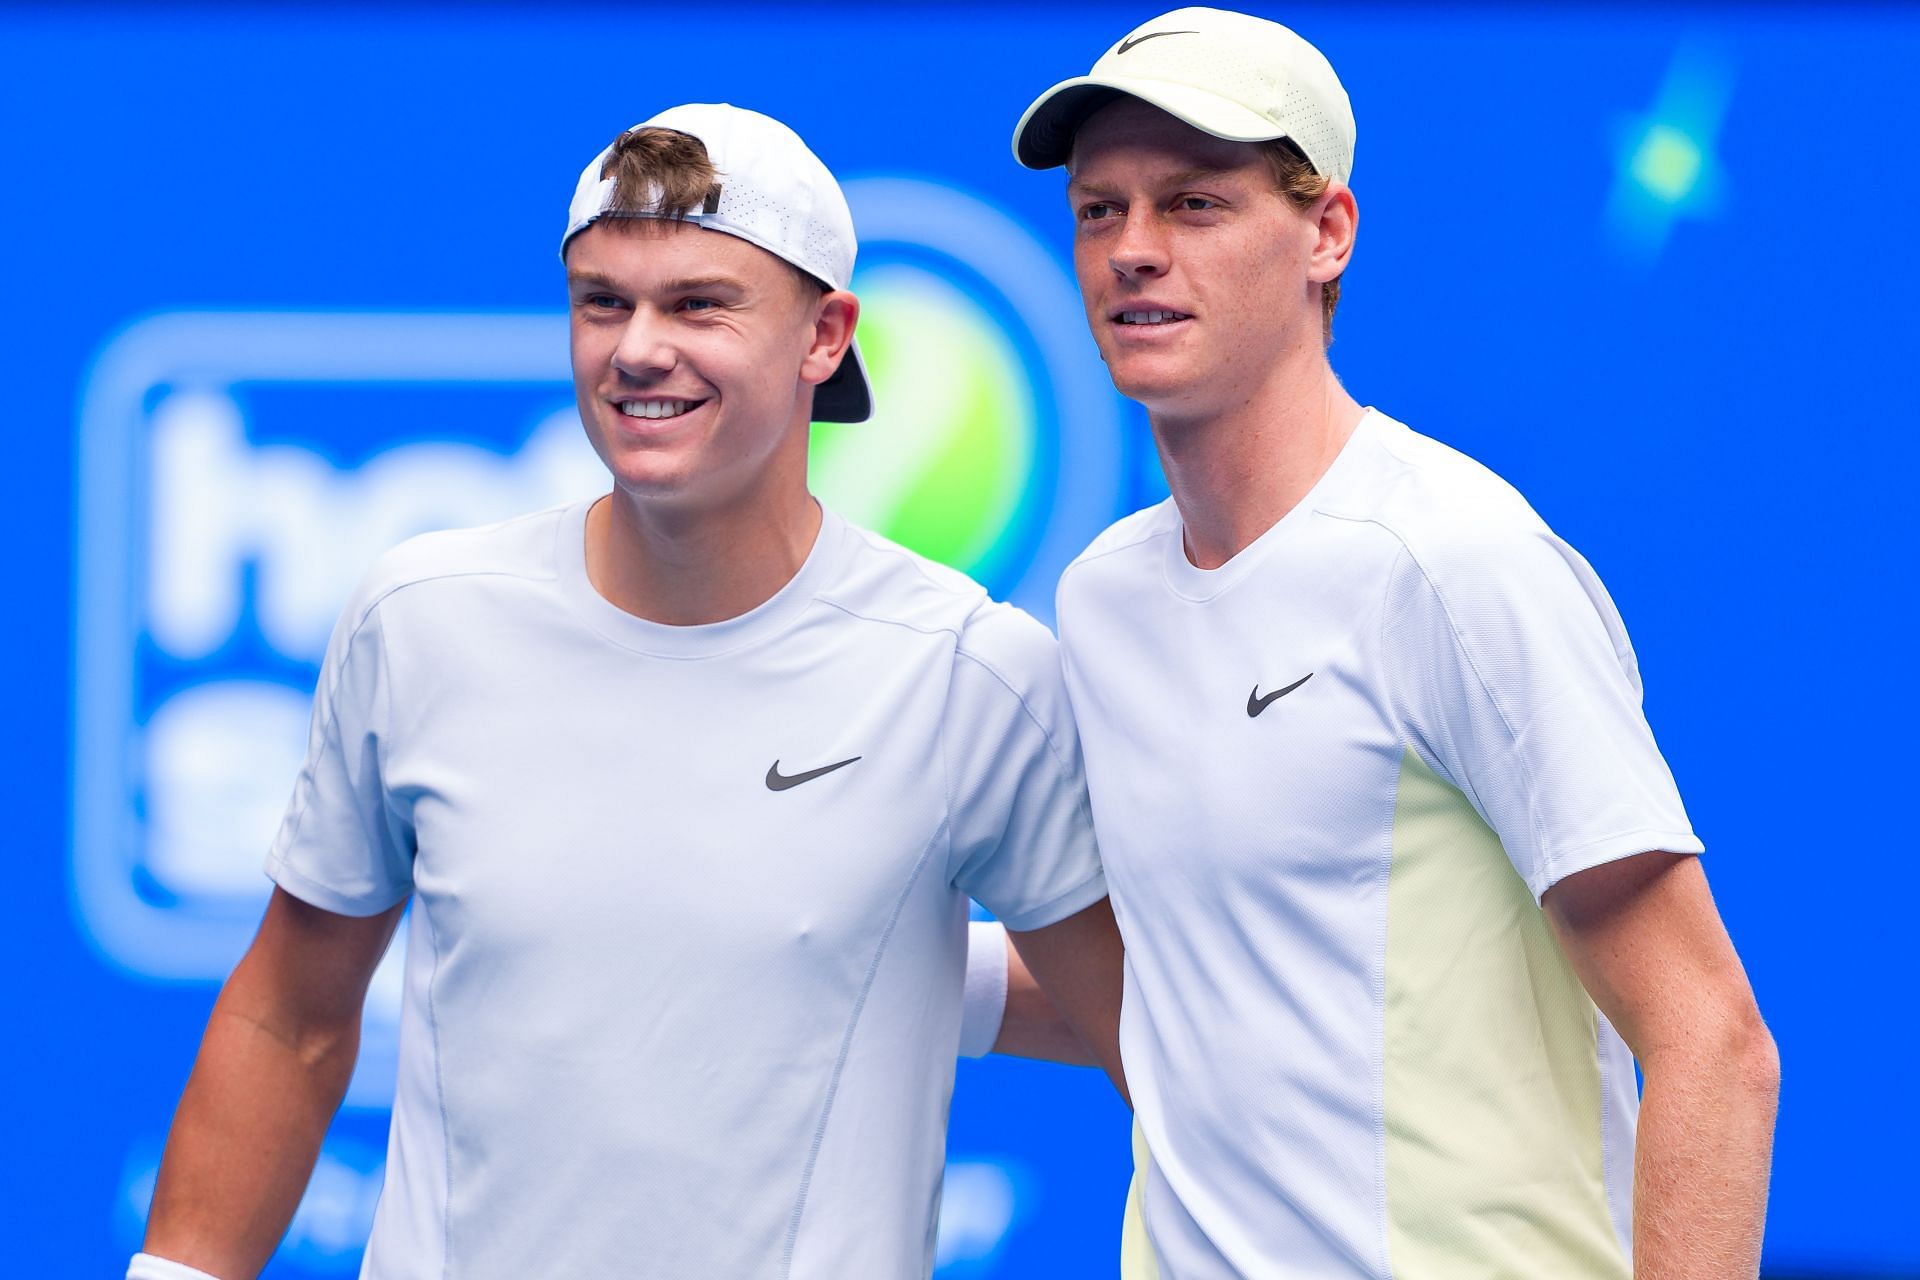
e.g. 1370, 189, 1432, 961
1211, 246, 1287, 325
1072, 241, 1110, 299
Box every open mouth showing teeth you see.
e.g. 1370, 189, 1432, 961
617, 399, 703, 420
1116, 310, 1191, 325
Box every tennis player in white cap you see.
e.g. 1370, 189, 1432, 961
130, 103, 1124, 1280
983, 8, 1780, 1277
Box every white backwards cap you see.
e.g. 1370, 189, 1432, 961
1013, 7, 1355, 184
563, 103, 871, 423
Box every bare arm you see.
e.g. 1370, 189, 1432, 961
1544, 853, 1779, 1280
144, 888, 406, 1279
1005, 897, 1129, 1105
990, 928, 1099, 1067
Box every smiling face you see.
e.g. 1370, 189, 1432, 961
566, 219, 854, 512
1067, 97, 1338, 424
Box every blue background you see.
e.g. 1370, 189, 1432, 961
6, 3, 1917, 1276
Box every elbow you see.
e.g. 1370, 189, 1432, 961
1697, 999, 1781, 1104
215, 999, 363, 1086
1641, 995, 1779, 1105
1734, 1008, 1781, 1102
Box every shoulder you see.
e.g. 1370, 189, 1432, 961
1362, 418, 1636, 683
954, 600, 1063, 698
343, 503, 574, 630
1055, 499, 1179, 609
1361, 415, 1549, 549
949, 600, 1076, 766
1064, 499, 1180, 575
821, 519, 1070, 727
1358, 415, 1581, 603
818, 517, 991, 637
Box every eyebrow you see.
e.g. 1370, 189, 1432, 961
566, 271, 748, 294
656, 274, 748, 295
1067, 166, 1243, 198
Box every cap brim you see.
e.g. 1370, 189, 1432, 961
1014, 75, 1294, 169
811, 336, 872, 424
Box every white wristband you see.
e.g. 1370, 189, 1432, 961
959, 920, 1010, 1058
128, 1253, 225, 1280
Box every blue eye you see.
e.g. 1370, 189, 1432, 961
682, 298, 719, 312
1081, 202, 1120, 221
1179, 197, 1215, 211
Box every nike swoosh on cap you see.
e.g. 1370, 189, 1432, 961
1116, 30, 1197, 55
1247, 673, 1314, 718
766, 756, 862, 791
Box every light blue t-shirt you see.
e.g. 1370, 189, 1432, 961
268, 500, 1106, 1279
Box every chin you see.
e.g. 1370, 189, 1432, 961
605, 456, 702, 502
1105, 358, 1201, 411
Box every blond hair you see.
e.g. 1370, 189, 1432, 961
1261, 139, 1340, 347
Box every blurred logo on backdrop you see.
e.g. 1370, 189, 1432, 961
75, 177, 1117, 1272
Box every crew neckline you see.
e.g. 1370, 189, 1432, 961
556, 498, 848, 658
1162, 407, 1381, 602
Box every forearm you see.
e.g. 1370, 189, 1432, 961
1632, 1022, 1780, 1279
993, 930, 1100, 1065
1007, 899, 1129, 1103
144, 987, 361, 1278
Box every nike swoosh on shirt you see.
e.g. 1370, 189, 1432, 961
1247, 673, 1314, 717
1116, 30, 1197, 55
765, 757, 862, 791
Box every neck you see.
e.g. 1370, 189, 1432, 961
584, 435, 821, 627
1149, 343, 1366, 570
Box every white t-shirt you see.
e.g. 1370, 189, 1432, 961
1056, 410, 1700, 1280
266, 500, 1106, 1280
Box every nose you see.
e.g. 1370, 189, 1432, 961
1109, 212, 1170, 281
610, 308, 677, 381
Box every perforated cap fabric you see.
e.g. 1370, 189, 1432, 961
1013, 7, 1355, 183
561, 103, 871, 423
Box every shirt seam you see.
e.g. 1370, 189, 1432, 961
952, 647, 1074, 780
1374, 748, 1403, 1280
274, 589, 422, 906
812, 595, 965, 644
806, 595, 981, 891
374, 587, 410, 862
417, 894, 454, 1280
936, 628, 961, 921
780, 820, 948, 1276
1372, 520, 1554, 871
947, 647, 1103, 917
842, 523, 995, 601
1058, 520, 1176, 581
1375, 544, 1413, 773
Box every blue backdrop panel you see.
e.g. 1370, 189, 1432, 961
3, 4, 1915, 1276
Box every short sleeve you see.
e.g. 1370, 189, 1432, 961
1382, 523, 1702, 900
264, 571, 416, 916
943, 603, 1107, 931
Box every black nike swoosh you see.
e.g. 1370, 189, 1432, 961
766, 756, 862, 791
1116, 29, 1197, 55
1247, 673, 1314, 717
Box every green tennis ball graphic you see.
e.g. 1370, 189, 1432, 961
811, 263, 1034, 575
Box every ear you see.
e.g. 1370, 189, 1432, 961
799, 290, 860, 389
1307, 183, 1358, 285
